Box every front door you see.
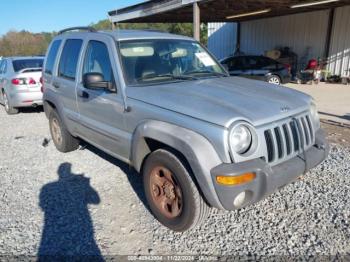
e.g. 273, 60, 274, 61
75, 38, 129, 162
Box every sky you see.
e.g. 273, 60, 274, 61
0, 0, 144, 36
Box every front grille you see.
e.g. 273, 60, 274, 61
264, 114, 314, 164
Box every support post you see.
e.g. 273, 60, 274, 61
193, 2, 200, 41
236, 22, 241, 54
324, 8, 335, 59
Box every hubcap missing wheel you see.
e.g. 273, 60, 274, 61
51, 118, 62, 145
149, 166, 183, 218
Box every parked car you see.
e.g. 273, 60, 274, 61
220, 55, 291, 85
43, 27, 328, 232
0, 56, 44, 114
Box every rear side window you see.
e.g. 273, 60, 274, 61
0, 60, 4, 74
45, 40, 62, 75
2, 60, 7, 74
12, 59, 43, 72
227, 57, 246, 71
58, 39, 83, 80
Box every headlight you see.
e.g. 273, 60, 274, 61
230, 124, 252, 154
310, 102, 320, 129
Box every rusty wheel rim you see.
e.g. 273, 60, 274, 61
51, 118, 62, 145
149, 166, 183, 219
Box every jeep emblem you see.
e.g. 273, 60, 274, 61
280, 106, 290, 113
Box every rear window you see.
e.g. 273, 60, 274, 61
45, 40, 62, 75
12, 59, 43, 72
58, 39, 83, 81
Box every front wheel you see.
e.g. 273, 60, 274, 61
3, 93, 19, 115
267, 75, 281, 85
143, 149, 209, 232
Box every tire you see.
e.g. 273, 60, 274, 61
3, 92, 19, 115
143, 149, 209, 232
267, 75, 281, 85
49, 109, 79, 153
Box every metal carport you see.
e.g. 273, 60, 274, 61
109, 0, 350, 40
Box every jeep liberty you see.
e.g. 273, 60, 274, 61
43, 27, 329, 231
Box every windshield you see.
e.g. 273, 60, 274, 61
118, 39, 226, 85
12, 59, 43, 72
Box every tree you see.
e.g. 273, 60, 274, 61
0, 20, 208, 57
92, 20, 208, 44
0, 30, 53, 57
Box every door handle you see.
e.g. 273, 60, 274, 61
77, 89, 89, 99
53, 82, 60, 89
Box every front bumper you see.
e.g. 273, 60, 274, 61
211, 129, 329, 211
10, 91, 43, 108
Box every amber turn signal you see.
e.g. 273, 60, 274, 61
216, 173, 256, 186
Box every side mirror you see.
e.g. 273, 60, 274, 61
83, 72, 114, 91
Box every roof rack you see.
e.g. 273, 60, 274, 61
58, 26, 97, 35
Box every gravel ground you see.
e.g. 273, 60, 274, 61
0, 107, 349, 259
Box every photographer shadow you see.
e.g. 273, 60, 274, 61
38, 162, 103, 260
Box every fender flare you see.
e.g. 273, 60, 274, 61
131, 120, 224, 209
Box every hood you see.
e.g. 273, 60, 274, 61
126, 77, 311, 127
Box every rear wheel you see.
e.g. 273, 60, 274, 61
3, 93, 19, 115
267, 75, 281, 85
49, 109, 79, 152
143, 149, 209, 232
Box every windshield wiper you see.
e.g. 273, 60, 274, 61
138, 73, 197, 81
184, 70, 228, 77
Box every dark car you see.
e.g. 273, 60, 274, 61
220, 55, 291, 85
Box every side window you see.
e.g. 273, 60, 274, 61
228, 57, 245, 71
58, 39, 83, 81
0, 60, 7, 74
45, 40, 62, 75
258, 57, 277, 70
247, 57, 259, 69
2, 60, 7, 74
82, 41, 114, 83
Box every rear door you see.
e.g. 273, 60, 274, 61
75, 35, 129, 161
0, 60, 5, 103
0, 59, 9, 102
249, 56, 276, 81
52, 38, 84, 131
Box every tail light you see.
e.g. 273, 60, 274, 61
28, 78, 36, 85
11, 78, 37, 86
12, 78, 25, 85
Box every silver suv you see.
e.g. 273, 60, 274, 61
0, 56, 44, 114
43, 27, 329, 232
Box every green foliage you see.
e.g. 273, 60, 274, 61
0, 30, 54, 57
0, 20, 208, 57
92, 20, 208, 44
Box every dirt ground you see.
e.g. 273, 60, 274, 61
321, 120, 350, 147
286, 83, 350, 125
286, 82, 350, 146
